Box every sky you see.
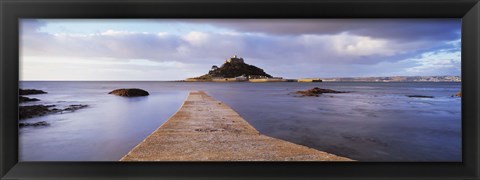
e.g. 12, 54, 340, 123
20, 19, 461, 81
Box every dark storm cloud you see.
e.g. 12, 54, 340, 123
182, 19, 460, 41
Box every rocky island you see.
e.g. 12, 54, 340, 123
185, 55, 296, 82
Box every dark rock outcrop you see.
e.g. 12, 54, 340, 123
19, 104, 89, 120
18, 88, 89, 124
19, 96, 40, 103
296, 87, 347, 97
19, 89, 47, 95
109, 88, 149, 97
62, 104, 89, 112
19, 121, 49, 128
407, 95, 434, 98
19, 105, 56, 120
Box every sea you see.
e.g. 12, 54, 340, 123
18, 81, 462, 161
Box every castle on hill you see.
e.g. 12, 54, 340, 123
185, 55, 299, 82
224, 55, 244, 64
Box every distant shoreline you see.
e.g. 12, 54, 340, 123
177, 80, 461, 83
20, 75, 461, 82
19, 80, 462, 83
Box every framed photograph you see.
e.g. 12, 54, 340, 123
1, 0, 479, 179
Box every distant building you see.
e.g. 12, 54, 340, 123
235, 75, 248, 81
248, 75, 269, 79
225, 55, 245, 64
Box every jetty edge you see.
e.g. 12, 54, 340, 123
121, 91, 352, 161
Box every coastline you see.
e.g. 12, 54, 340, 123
178, 80, 461, 83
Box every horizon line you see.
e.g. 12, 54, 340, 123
19, 75, 462, 82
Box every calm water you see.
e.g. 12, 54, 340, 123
19, 81, 462, 161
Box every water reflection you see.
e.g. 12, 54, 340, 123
19, 91, 187, 161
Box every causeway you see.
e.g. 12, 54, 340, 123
121, 91, 352, 161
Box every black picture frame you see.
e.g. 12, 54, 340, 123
1, 0, 479, 179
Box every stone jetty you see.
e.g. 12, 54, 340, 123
121, 91, 351, 161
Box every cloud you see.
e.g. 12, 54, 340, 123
20, 19, 461, 80
181, 19, 461, 41
21, 20, 456, 64
183, 31, 209, 46
403, 49, 461, 75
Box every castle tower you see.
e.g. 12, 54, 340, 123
225, 55, 244, 64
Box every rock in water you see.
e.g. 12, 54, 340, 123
62, 104, 89, 112
19, 89, 47, 95
19, 96, 40, 103
19, 121, 49, 128
19, 105, 56, 120
455, 91, 462, 97
296, 87, 347, 97
108, 88, 149, 97
407, 95, 434, 98
19, 104, 89, 120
